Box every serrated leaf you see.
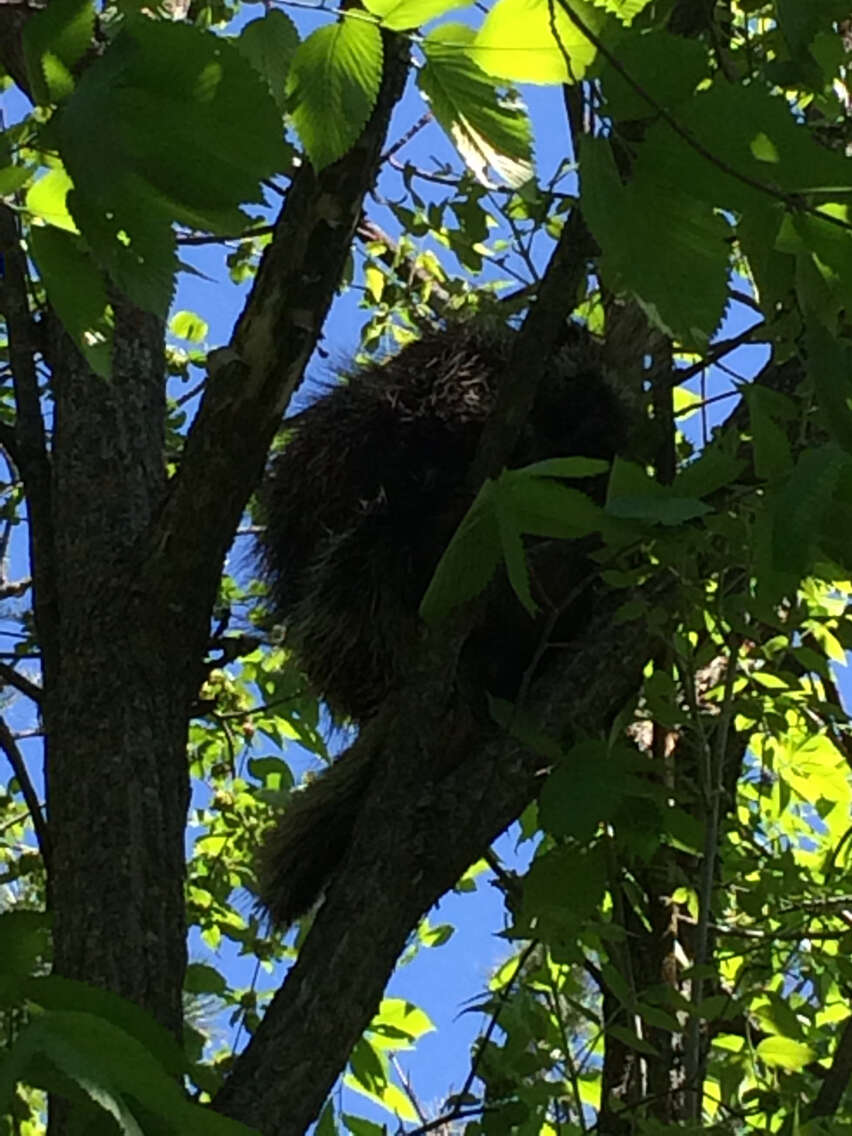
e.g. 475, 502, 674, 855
238, 12, 300, 111
54, 19, 286, 312
539, 741, 631, 840
286, 19, 383, 171
607, 494, 709, 525
471, 0, 602, 85
772, 444, 850, 575
365, 0, 467, 30
673, 446, 744, 498
502, 469, 605, 538
29, 225, 112, 378
756, 1036, 815, 1071
419, 23, 533, 188
581, 135, 729, 347
23, 0, 95, 104
745, 385, 794, 480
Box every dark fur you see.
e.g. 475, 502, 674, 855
255, 321, 625, 923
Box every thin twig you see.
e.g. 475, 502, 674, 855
0, 714, 48, 861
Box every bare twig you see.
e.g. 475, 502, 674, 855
0, 714, 48, 860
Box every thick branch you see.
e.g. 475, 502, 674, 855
470, 209, 596, 485
146, 36, 411, 629
214, 582, 657, 1135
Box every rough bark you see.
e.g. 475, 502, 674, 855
213, 578, 659, 1135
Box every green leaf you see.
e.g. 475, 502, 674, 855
23, 0, 95, 103
22, 976, 189, 1081
539, 741, 634, 840
606, 458, 708, 525
806, 322, 852, 457
184, 963, 227, 997
607, 1024, 660, 1056
523, 845, 607, 923
598, 29, 707, 120
0, 1013, 260, 1126
29, 225, 112, 378
170, 310, 209, 343
496, 488, 535, 613
286, 19, 383, 171
365, 0, 467, 30
471, 0, 603, 85
54, 19, 286, 311
0, 912, 50, 983
316, 1102, 338, 1136
607, 494, 709, 525
755, 1036, 816, 1072
580, 136, 729, 346
419, 23, 534, 188
589, 0, 652, 23
342, 1116, 385, 1136
238, 12, 300, 111
771, 444, 850, 576
636, 81, 852, 218
0, 164, 31, 195
370, 999, 435, 1045
520, 456, 610, 479
745, 386, 794, 481
26, 165, 78, 233
419, 479, 502, 624
673, 446, 744, 498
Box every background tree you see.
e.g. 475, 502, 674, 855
1, 1, 852, 1134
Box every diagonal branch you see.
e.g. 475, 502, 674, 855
0, 206, 58, 681
145, 36, 411, 633
213, 581, 658, 1136
0, 714, 48, 861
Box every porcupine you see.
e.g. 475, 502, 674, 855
255, 320, 625, 925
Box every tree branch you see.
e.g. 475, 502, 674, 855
808, 1014, 852, 1121
145, 35, 412, 636
0, 205, 58, 679
0, 660, 42, 702
214, 580, 659, 1135
0, 713, 48, 861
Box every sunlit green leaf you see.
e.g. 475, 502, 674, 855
286, 19, 383, 170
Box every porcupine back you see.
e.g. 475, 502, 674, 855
257, 321, 621, 724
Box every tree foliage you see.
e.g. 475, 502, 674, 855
0, 0, 852, 1134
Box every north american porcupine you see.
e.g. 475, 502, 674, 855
255, 320, 625, 924
258, 321, 624, 721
